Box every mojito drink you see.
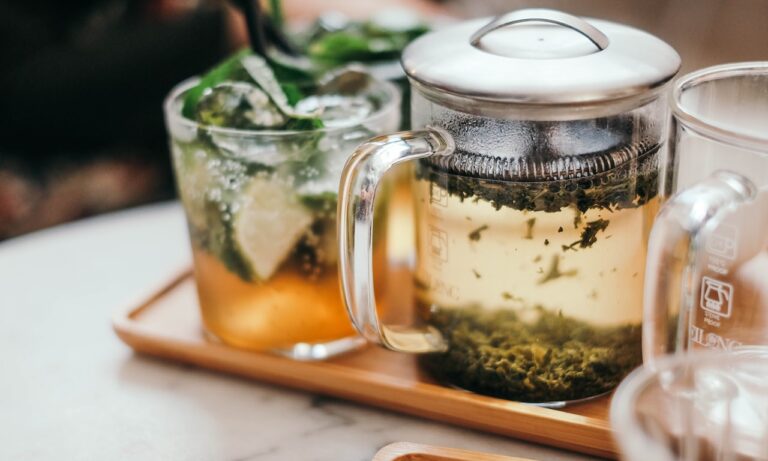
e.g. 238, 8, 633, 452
165, 53, 398, 357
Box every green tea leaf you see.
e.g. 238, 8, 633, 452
415, 149, 660, 214
523, 217, 535, 239
468, 224, 489, 242
537, 255, 578, 284
420, 304, 642, 402
577, 218, 610, 248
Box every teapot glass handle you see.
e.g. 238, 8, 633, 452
338, 128, 454, 353
470, 8, 610, 50
642, 171, 757, 364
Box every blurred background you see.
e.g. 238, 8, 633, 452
1, 0, 766, 240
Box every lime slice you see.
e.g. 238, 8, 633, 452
232, 175, 314, 281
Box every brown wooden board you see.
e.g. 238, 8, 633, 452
112, 271, 617, 459
373, 442, 537, 461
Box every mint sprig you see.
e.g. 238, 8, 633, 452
181, 49, 251, 119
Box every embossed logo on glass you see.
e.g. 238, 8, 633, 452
700, 276, 734, 318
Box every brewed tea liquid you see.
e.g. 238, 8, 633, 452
171, 127, 389, 353
193, 241, 387, 350
415, 182, 658, 325
413, 154, 659, 404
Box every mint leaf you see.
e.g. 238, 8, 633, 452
309, 32, 400, 64
241, 55, 324, 130
280, 83, 304, 106
284, 118, 324, 130
307, 20, 428, 66
182, 48, 252, 119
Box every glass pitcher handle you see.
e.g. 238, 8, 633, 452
338, 128, 454, 353
642, 171, 757, 364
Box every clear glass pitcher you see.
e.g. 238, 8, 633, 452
643, 63, 768, 361
338, 9, 680, 405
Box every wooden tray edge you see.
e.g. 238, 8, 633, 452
372, 442, 537, 461
112, 272, 617, 459
111, 269, 192, 328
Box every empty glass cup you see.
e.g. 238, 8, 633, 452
643, 62, 768, 361
611, 349, 768, 461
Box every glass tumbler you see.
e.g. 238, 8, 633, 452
611, 349, 768, 461
165, 78, 399, 360
643, 63, 768, 361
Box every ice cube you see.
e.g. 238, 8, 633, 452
195, 82, 286, 129
295, 94, 375, 128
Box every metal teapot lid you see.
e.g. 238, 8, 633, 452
402, 9, 681, 107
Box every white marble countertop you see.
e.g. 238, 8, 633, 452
0, 202, 597, 461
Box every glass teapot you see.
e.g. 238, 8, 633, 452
338, 9, 680, 406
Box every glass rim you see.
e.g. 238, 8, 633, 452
671, 61, 768, 152
610, 349, 768, 460
164, 76, 400, 138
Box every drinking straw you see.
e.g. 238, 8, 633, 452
229, 0, 267, 56
269, 0, 283, 28
229, 0, 298, 56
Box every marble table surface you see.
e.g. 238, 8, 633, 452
0, 202, 597, 461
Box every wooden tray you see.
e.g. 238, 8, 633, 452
112, 271, 617, 459
373, 442, 537, 461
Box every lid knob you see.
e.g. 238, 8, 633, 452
469, 9, 610, 59
401, 8, 681, 109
